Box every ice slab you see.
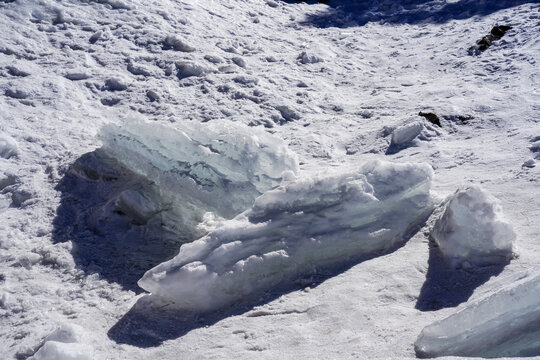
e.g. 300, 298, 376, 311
431, 185, 515, 268
415, 268, 540, 358
98, 120, 299, 231
139, 160, 434, 311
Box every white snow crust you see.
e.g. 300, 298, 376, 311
415, 268, 540, 358
431, 185, 515, 268
138, 160, 434, 311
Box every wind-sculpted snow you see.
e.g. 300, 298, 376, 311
415, 268, 540, 358
138, 160, 434, 312
99, 120, 299, 231
431, 186, 515, 268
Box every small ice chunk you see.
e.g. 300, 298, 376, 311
139, 160, 434, 311
33, 341, 93, 360
176, 62, 211, 79
163, 35, 196, 52
431, 186, 515, 268
415, 268, 540, 358
43, 323, 85, 344
522, 158, 536, 168
297, 51, 323, 64
391, 121, 424, 147
0, 134, 18, 159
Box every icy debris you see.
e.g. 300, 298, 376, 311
415, 268, 540, 358
0, 133, 18, 159
34, 323, 92, 360
43, 323, 84, 344
522, 158, 536, 168
139, 160, 434, 311
431, 186, 515, 268
33, 342, 93, 360
176, 62, 212, 79
390, 121, 424, 147
163, 35, 196, 52
98, 120, 299, 224
5, 88, 29, 99
104, 77, 128, 91
64, 71, 90, 81
297, 51, 323, 64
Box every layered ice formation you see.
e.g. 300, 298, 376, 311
98, 120, 299, 231
415, 268, 540, 358
431, 186, 515, 268
138, 160, 434, 311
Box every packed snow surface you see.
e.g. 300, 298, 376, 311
431, 186, 515, 268
139, 160, 434, 311
415, 267, 540, 358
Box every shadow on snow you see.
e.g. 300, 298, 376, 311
415, 240, 508, 312
52, 150, 185, 294
107, 230, 424, 348
287, 0, 537, 28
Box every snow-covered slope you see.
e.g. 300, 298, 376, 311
0, 0, 538, 359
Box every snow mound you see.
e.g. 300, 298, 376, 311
33, 323, 93, 360
415, 268, 540, 358
33, 342, 93, 360
0, 133, 18, 159
138, 160, 434, 311
99, 120, 299, 229
431, 186, 515, 268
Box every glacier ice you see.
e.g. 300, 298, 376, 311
138, 160, 434, 312
98, 120, 299, 233
431, 185, 515, 268
415, 268, 540, 358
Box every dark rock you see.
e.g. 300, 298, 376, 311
469, 25, 512, 55
419, 112, 441, 127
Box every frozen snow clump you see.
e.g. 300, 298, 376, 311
390, 121, 424, 147
33, 342, 93, 360
34, 323, 92, 360
139, 160, 434, 311
99, 120, 299, 229
0, 133, 18, 159
431, 185, 515, 268
415, 268, 540, 358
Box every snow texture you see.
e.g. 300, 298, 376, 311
0, 133, 18, 159
415, 268, 540, 358
431, 186, 515, 268
99, 120, 299, 230
139, 160, 434, 311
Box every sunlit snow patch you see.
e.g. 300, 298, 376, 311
431, 186, 515, 268
99, 120, 299, 231
139, 160, 434, 311
415, 268, 540, 358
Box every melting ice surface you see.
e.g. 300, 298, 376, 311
138, 160, 434, 311
99, 120, 299, 232
415, 268, 540, 358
